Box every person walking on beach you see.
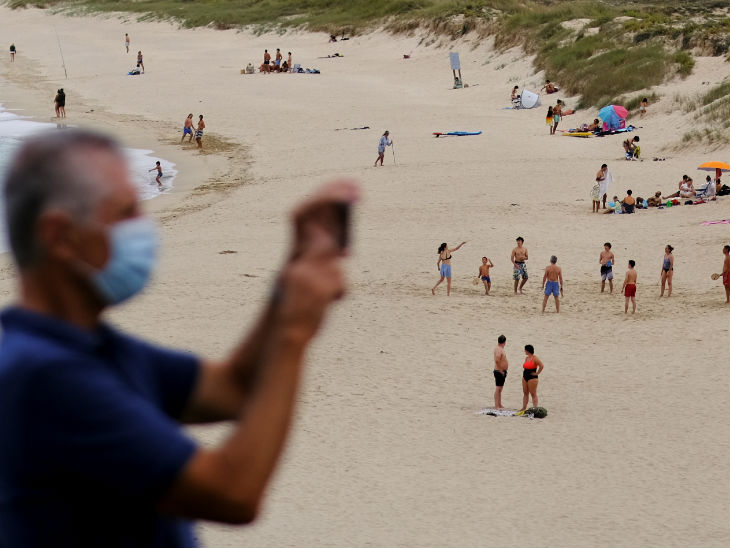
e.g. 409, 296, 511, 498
541, 255, 563, 313
9, 43, 15, 62
546, 106, 554, 135
136, 50, 144, 73
374, 130, 392, 167
600, 242, 615, 293
640, 97, 648, 118
622, 260, 638, 314
0, 129, 359, 546
722, 245, 730, 303
432, 241, 466, 296
492, 335, 508, 409
596, 163, 612, 209
124, 33, 130, 53
477, 256, 494, 295
552, 99, 563, 135
591, 179, 601, 213
511, 237, 528, 294
53, 88, 66, 118
517, 345, 544, 415
195, 114, 205, 149
181, 113, 194, 143
148, 160, 163, 188
660, 245, 674, 297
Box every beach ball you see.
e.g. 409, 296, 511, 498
608, 202, 615, 207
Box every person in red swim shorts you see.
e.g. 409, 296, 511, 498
622, 260, 638, 314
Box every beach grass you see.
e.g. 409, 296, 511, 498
678, 80, 730, 149
5, 0, 729, 107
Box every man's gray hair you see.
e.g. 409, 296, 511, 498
550, 255, 558, 263
3, 129, 122, 268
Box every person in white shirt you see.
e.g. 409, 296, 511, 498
374, 130, 392, 167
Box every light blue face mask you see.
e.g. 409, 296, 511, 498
91, 217, 159, 305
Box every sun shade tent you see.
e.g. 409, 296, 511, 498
599, 105, 628, 130
519, 90, 541, 109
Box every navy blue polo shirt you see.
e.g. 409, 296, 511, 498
0, 307, 200, 547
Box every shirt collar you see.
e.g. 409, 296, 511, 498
0, 306, 116, 352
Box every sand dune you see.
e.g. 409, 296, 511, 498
1, 6, 729, 547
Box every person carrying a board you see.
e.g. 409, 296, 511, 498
374, 130, 392, 167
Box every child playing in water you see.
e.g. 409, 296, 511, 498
149, 161, 163, 188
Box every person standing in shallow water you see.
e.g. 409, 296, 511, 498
432, 241, 466, 296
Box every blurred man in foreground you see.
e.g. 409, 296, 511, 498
0, 130, 358, 547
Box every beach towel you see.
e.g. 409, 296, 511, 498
599, 170, 613, 198
701, 219, 730, 226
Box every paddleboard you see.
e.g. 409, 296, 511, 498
562, 132, 594, 138
433, 131, 482, 137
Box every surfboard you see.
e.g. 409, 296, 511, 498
562, 132, 594, 138
433, 131, 482, 137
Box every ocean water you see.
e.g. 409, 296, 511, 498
0, 104, 176, 253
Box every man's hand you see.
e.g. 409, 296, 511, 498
278, 180, 360, 343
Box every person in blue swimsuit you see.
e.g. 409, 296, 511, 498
541, 255, 563, 313
477, 256, 494, 295
181, 113, 194, 143
660, 244, 674, 297
432, 241, 466, 296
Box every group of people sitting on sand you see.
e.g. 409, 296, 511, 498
259, 48, 293, 73
597, 174, 726, 215
662, 174, 727, 201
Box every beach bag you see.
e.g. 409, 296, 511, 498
718, 185, 730, 196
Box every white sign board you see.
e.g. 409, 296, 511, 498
449, 52, 461, 71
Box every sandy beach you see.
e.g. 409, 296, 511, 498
1, 6, 729, 547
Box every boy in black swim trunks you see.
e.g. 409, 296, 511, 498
492, 335, 508, 409
478, 256, 494, 295
148, 161, 162, 188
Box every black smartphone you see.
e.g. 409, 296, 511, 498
295, 200, 351, 255
332, 201, 350, 250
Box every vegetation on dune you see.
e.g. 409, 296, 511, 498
5, 0, 730, 108
679, 80, 730, 149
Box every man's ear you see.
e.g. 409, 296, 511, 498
36, 210, 78, 263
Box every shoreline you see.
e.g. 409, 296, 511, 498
0, 46, 250, 263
